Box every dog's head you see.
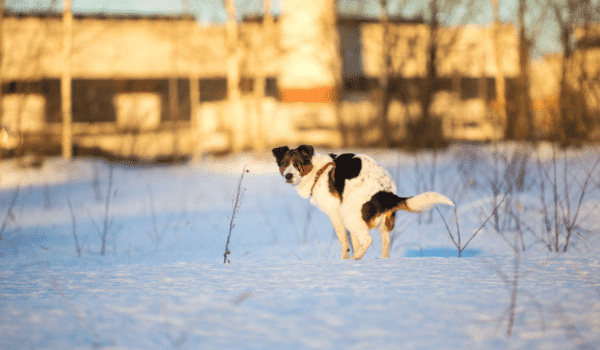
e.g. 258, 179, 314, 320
272, 145, 314, 185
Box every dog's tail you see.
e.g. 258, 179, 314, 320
398, 191, 454, 213
363, 191, 454, 228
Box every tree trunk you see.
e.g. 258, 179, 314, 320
168, 78, 179, 153
552, 0, 593, 145
406, 0, 446, 149
226, 0, 243, 152
378, 0, 393, 147
251, 0, 274, 151
189, 74, 201, 150
492, 0, 507, 139
511, 0, 533, 140
556, 25, 585, 145
61, 0, 73, 160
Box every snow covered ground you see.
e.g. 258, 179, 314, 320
1, 143, 599, 349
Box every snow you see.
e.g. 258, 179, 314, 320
1, 143, 599, 349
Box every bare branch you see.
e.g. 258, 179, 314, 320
0, 185, 20, 241
100, 165, 114, 256
224, 166, 248, 263
67, 199, 81, 257
462, 192, 509, 254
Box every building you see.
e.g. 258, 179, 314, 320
1, 4, 525, 160
1, 11, 281, 159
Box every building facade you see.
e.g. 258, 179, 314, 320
1, 5, 551, 159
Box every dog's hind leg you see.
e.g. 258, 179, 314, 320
378, 212, 395, 258
328, 213, 351, 259
348, 233, 360, 257
380, 229, 390, 258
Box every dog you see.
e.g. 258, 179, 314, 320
272, 145, 454, 260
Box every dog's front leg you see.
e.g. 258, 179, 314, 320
348, 233, 360, 258
349, 232, 373, 260
329, 213, 350, 259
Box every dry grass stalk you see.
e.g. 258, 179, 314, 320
224, 166, 247, 263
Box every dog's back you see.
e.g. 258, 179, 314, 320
329, 152, 397, 205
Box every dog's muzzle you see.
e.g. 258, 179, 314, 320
285, 173, 294, 183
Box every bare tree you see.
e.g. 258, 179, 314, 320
240, 0, 275, 151
507, 0, 552, 141
370, 0, 480, 148
509, 0, 534, 140
551, 0, 594, 144
406, 0, 447, 149
408, 0, 479, 149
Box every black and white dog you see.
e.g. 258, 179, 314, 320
272, 145, 454, 260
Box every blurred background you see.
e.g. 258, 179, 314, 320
0, 0, 598, 162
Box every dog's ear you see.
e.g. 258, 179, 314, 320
272, 146, 290, 163
297, 145, 314, 159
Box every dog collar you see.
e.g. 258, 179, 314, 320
310, 162, 335, 196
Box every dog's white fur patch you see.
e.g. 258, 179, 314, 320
406, 192, 454, 212
282, 163, 302, 185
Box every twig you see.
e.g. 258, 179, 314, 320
146, 184, 173, 248
436, 189, 507, 257
100, 165, 114, 256
506, 257, 519, 337
437, 177, 473, 256
562, 157, 600, 251
148, 184, 159, 244
43, 183, 51, 210
224, 166, 247, 263
67, 199, 81, 257
0, 185, 20, 241
553, 145, 560, 251
466, 192, 509, 255
535, 145, 599, 252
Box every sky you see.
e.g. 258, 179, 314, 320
3, 0, 580, 56
3, 0, 274, 23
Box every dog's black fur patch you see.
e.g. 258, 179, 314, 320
297, 145, 314, 159
328, 153, 362, 200
361, 191, 408, 227
272, 146, 290, 165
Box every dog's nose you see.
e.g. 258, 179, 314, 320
285, 173, 293, 181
